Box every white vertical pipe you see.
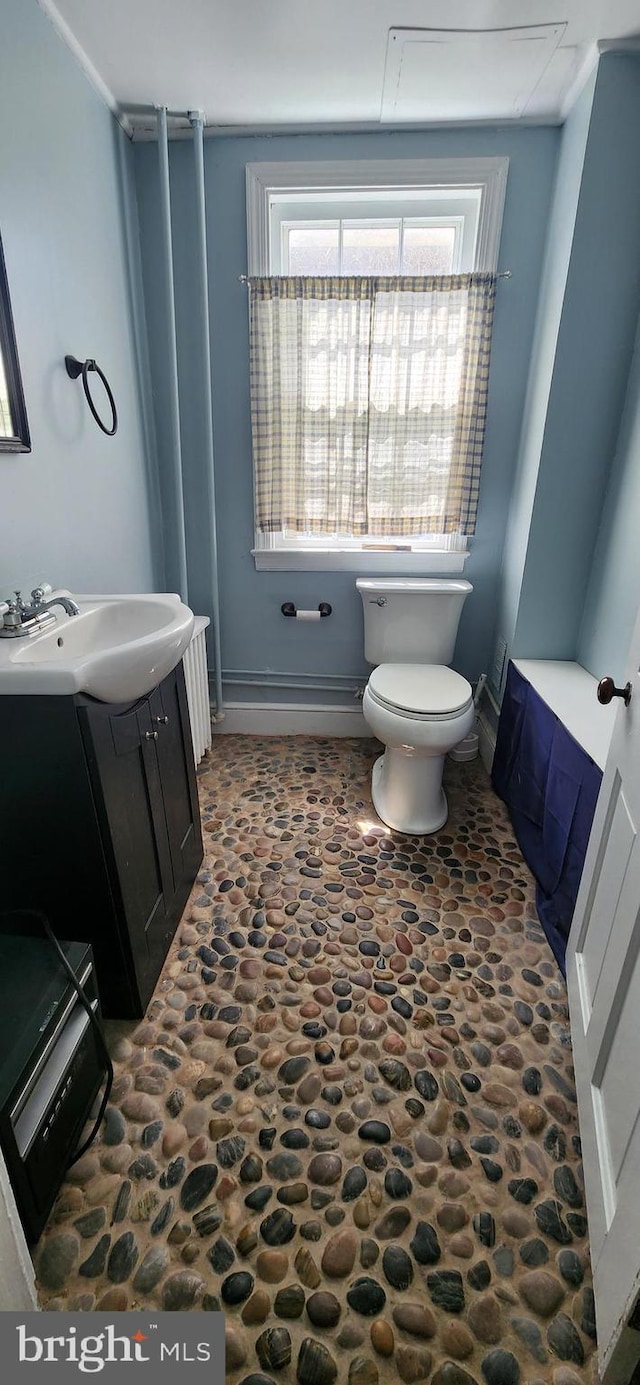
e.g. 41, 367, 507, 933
155, 105, 189, 605
116, 131, 166, 590
197, 631, 209, 754
189, 110, 224, 719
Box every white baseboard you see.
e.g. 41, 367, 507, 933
478, 709, 496, 774
212, 701, 369, 736
212, 701, 499, 758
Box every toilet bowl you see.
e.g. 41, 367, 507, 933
362, 664, 474, 834
356, 577, 474, 835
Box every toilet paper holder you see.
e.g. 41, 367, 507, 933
281, 602, 332, 619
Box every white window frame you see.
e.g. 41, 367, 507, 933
246, 157, 508, 573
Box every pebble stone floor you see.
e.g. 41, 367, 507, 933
36, 736, 596, 1385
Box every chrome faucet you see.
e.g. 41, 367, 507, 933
0, 586, 80, 638
31, 589, 80, 618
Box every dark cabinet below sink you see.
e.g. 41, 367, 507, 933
0, 662, 203, 1017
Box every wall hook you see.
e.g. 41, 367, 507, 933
65, 355, 118, 436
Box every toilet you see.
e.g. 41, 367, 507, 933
357, 577, 475, 835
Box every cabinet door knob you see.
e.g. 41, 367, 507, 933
154, 715, 169, 725
597, 676, 632, 707
143, 729, 159, 740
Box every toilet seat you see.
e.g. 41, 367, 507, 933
368, 663, 473, 721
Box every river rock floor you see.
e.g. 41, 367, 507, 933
36, 736, 596, 1385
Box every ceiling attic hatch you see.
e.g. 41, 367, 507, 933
381, 24, 569, 123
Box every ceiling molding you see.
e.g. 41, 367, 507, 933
559, 38, 640, 121
127, 115, 561, 143
597, 37, 640, 53
37, 0, 133, 137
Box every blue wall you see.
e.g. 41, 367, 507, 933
0, 0, 160, 600
576, 58, 640, 683
578, 310, 640, 679
134, 126, 558, 698
514, 54, 640, 661
494, 69, 596, 687
493, 52, 640, 690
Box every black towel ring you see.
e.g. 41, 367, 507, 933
65, 355, 118, 436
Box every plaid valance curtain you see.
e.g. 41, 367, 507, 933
249, 273, 496, 537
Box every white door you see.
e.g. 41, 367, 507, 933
567, 603, 640, 1383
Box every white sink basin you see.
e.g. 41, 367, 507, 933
0, 592, 195, 702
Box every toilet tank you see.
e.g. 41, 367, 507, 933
357, 578, 472, 666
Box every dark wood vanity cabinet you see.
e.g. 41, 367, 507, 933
0, 663, 203, 1017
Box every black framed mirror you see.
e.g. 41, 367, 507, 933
0, 232, 30, 453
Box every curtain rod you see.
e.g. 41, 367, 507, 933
238, 270, 512, 283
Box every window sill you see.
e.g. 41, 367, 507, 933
252, 548, 469, 573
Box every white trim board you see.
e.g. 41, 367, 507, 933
37, 0, 133, 136
252, 548, 469, 574
246, 157, 509, 277
212, 701, 369, 737
513, 659, 616, 770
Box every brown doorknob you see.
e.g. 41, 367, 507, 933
597, 676, 632, 707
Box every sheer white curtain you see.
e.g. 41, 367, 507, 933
250, 273, 496, 537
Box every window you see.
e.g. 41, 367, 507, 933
284, 217, 460, 277
246, 159, 507, 571
271, 186, 482, 278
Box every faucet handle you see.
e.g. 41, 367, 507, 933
3, 597, 22, 628
30, 583, 52, 603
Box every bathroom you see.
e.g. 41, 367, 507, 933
2, 0, 640, 1381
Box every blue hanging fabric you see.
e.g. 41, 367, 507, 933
492, 662, 602, 973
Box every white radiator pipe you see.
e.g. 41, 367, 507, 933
189, 110, 224, 721
155, 105, 189, 605
183, 616, 212, 764
225, 677, 363, 693
223, 667, 362, 684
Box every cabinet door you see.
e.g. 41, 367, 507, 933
81, 695, 175, 990
153, 665, 203, 893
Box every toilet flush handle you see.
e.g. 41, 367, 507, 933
370, 597, 387, 607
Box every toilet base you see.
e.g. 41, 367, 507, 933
371, 749, 449, 835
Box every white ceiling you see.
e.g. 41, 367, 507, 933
40, 0, 640, 134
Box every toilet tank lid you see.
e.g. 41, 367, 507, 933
369, 663, 473, 715
356, 578, 472, 595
